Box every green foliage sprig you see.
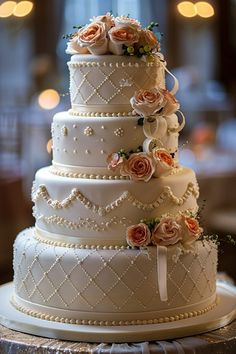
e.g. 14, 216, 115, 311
141, 217, 160, 231
118, 146, 143, 159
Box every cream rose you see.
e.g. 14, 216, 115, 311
92, 13, 114, 30
121, 152, 155, 182
126, 223, 151, 247
77, 21, 108, 55
107, 152, 124, 171
138, 29, 160, 51
152, 148, 174, 177
108, 26, 140, 55
114, 16, 141, 29
130, 88, 165, 117
151, 216, 182, 246
181, 216, 203, 244
160, 89, 180, 116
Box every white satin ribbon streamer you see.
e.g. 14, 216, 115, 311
160, 61, 179, 95
143, 116, 167, 140
168, 110, 186, 134
157, 245, 168, 302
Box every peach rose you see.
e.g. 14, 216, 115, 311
126, 223, 151, 247
121, 153, 155, 182
108, 26, 139, 55
181, 216, 203, 244
151, 216, 182, 246
152, 148, 174, 177
138, 29, 160, 51
77, 21, 108, 55
130, 88, 165, 117
160, 89, 180, 116
92, 12, 114, 30
114, 16, 141, 29
66, 34, 89, 54
107, 153, 124, 171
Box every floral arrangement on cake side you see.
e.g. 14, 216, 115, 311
107, 146, 175, 181
126, 213, 203, 248
65, 13, 161, 58
106, 87, 181, 181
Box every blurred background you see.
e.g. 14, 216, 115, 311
0, 0, 236, 284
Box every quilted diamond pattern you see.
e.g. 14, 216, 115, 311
14, 229, 217, 314
69, 63, 164, 107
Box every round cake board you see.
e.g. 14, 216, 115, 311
0, 282, 235, 343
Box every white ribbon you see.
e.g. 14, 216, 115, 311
160, 61, 179, 95
157, 245, 168, 302
168, 110, 186, 134
143, 116, 167, 140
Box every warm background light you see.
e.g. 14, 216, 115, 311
13, 0, 33, 17
46, 139, 53, 154
195, 1, 214, 18
38, 89, 60, 110
177, 1, 197, 18
0, 1, 16, 18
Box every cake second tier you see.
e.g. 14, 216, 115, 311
51, 111, 181, 173
32, 166, 199, 245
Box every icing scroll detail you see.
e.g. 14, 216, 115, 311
32, 183, 199, 215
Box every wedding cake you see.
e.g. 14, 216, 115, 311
11, 14, 218, 338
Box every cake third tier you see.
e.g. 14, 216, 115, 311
32, 166, 199, 245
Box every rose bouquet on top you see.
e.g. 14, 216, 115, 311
126, 213, 203, 248
106, 146, 175, 182
65, 13, 161, 57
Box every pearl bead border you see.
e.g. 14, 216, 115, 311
68, 109, 136, 117
11, 296, 218, 327
34, 231, 129, 250
68, 61, 159, 69
49, 167, 129, 180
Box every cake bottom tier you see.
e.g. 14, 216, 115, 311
12, 228, 218, 326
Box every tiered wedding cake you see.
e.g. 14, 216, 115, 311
12, 14, 218, 335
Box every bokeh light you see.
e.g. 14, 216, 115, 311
177, 1, 197, 18
0, 1, 16, 18
46, 139, 53, 154
38, 89, 60, 110
195, 2, 214, 18
13, 1, 33, 17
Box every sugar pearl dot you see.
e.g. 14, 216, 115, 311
85, 149, 90, 154
73, 137, 77, 141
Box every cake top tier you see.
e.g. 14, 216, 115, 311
66, 13, 168, 113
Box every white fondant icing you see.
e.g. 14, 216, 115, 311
32, 166, 199, 243
52, 111, 181, 169
13, 228, 217, 324
68, 54, 166, 113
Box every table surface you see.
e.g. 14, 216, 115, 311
0, 320, 236, 354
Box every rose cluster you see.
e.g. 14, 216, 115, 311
66, 13, 160, 56
107, 147, 175, 182
130, 88, 180, 117
126, 214, 203, 248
